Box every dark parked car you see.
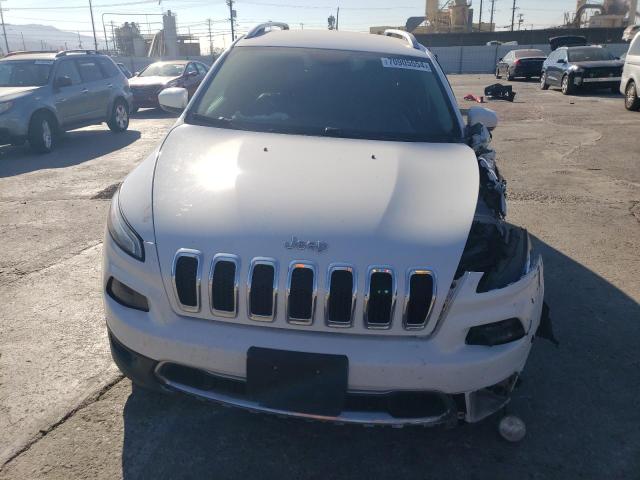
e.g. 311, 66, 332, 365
540, 46, 624, 95
495, 49, 547, 80
0, 50, 132, 153
128, 60, 208, 111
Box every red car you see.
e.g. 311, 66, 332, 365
128, 60, 208, 112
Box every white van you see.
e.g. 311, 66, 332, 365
621, 31, 640, 110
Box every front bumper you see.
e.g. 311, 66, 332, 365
104, 238, 545, 425
0, 111, 29, 144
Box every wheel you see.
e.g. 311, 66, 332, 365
495, 68, 502, 79
625, 81, 640, 111
561, 75, 574, 95
28, 111, 55, 153
507, 70, 514, 81
540, 72, 549, 90
107, 99, 129, 132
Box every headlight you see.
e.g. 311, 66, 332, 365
0, 101, 13, 114
568, 65, 584, 73
107, 189, 145, 261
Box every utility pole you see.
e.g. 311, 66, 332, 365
227, 0, 235, 42
110, 21, 115, 53
517, 13, 524, 31
0, 1, 10, 54
490, 0, 496, 32
21, 32, 26, 50
88, 0, 99, 50
300, 23, 304, 30
478, 0, 483, 31
336, 7, 340, 30
78, 31, 83, 49
207, 18, 213, 56
510, 0, 517, 32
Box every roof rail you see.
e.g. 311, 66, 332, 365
245, 22, 289, 39
3, 50, 55, 58
383, 29, 425, 52
55, 49, 99, 57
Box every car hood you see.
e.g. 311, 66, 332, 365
571, 60, 624, 69
129, 76, 177, 86
0, 86, 39, 100
152, 124, 479, 333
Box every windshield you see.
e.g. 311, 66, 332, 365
515, 49, 546, 58
568, 47, 616, 62
139, 63, 185, 77
0, 60, 52, 87
188, 47, 461, 143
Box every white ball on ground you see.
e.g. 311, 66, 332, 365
498, 415, 527, 442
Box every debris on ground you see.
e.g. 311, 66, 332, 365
464, 93, 485, 103
484, 83, 517, 102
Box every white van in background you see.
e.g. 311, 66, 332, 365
621, 31, 640, 111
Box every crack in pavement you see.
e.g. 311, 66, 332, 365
0, 376, 126, 472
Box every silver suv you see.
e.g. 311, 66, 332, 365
0, 50, 133, 153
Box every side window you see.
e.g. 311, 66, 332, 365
75, 59, 105, 83
196, 63, 207, 75
96, 57, 120, 78
629, 36, 640, 56
185, 63, 197, 76
55, 61, 81, 85
546, 51, 557, 63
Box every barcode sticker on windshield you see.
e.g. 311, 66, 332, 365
34, 60, 54, 65
381, 57, 431, 72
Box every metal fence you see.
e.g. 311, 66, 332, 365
430, 43, 630, 74
112, 43, 630, 76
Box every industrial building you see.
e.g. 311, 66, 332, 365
112, 11, 200, 57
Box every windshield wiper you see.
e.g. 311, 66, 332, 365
188, 113, 249, 131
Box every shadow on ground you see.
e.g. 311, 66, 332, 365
131, 108, 177, 120
0, 129, 141, 177
119, 238, 640, 479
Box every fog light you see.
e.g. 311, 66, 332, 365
466, 318, 525, 346
574, 76, 583, 85
107, 277, 149, 312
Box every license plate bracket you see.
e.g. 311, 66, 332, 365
247, 347, 348, 417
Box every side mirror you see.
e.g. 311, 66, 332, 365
468, 106, 498, 131
159, 87, 188, 114
186, 70, 198, 77
54, 76, 73, 89
134, 71, 140, 76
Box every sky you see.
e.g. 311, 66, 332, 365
0, 0, 579, 52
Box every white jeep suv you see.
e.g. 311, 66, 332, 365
103, 24, 547, 427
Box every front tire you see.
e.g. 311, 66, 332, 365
507, 70, 514, 81
540, 72, 549, 90
28, 112, 55, 154
561, 75, 574, 95
625, 81, 640, 111
107, 99, 129, 132
495, 68, 502, 79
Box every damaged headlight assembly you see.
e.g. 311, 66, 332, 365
107, 189, 145, 261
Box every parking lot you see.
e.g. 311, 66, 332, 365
0, 75, 639, 479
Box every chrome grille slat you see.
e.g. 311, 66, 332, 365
171, 249, 202, 313
325, 264, 356, 328
403, 268, 437, 330
364, 266, 396, 330
247, 258, 278, 322
286, 261, 317, 325
209, 254, 240, 318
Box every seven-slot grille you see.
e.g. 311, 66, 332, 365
171, 251, 437, 331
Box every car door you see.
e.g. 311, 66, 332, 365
545, 51, 560, 85
74, 57, 110, 121
52, 59, 86, 126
